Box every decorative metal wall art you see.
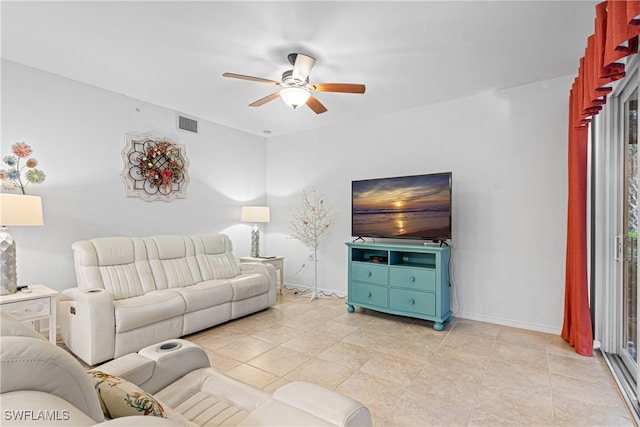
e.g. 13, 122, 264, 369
121, 132, 190, 201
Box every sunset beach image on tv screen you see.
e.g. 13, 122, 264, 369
352, 173, 451, 239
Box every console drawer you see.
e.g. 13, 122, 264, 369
1, 297, 50, 322
351, 282, 388, 307
390, 267, 435, 291
389, 288, 435, 316
351, 262, 387, 286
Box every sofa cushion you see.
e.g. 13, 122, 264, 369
229, 274, 270, 301
145, 236, 203, 290
192, 234, 242, 280
72, 237, 152, 299
173, 280, 233, 313
154, 369, 270, 419
114, 291, 185, 333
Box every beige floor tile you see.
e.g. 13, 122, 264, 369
203, 349, 242, 372
490, 341, 548, 373
548, 352, 612, 383
482, 358, 551, 389
361, 315, 417, 335
440, 328, 496, 355
224, 363, 278, 389
341, 328, 397, 349
60, 291, 630, 427
281, 329, 342, 356
496, 327, 548, 350
549, 372, 627, 408
317, 341, 372, 370
284, 357, 354, 390
428, 345, 491, 374
311, 321, 362, 340
471, 385, 554, 426
371, 338, 434, 365
552, 393, 634, 426
215, 336, 275, 362
250, 324, 303, 345
220, 315, 275, 334
546, 334, 590, 360
452, 318, 503, 339
385, 391, 472, 427
185, 327, 242, 350
336, 371, 405, 427
405, 364, 485, 404
328, 311, 376, 328
359, 351, 424, 387
246, 345, 310, 377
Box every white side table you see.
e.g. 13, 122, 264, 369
0, 284, 58, 344
239, 256, 285, 295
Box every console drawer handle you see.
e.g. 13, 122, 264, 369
409, 298, 415, 305
367, 271, 372, 277
410, 276, 416, 283
367, 291, 372, 298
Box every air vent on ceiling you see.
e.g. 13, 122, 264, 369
177, 114, 198, 134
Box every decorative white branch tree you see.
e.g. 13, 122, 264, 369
289, 188, 336, 300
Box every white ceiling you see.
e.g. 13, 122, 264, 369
1, 1, 597, 138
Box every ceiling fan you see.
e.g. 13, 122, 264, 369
223, 53, 366, 114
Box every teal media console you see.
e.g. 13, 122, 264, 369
345, 242, 451, 330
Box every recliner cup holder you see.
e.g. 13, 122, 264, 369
157, 341, 182, 352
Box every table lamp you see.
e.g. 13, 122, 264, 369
241, 206, 270, 257
0, 193, 44, 295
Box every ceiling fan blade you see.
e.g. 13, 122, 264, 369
223, 72, 279, 85
311, 83, 366, 94
306, 95, 328, 114
292, 53, 316, 83
249, 92, 280, 107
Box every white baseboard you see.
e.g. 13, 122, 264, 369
453, 311, 561, 335
282, 283, 347, 298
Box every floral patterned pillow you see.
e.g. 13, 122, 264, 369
87, 370, 165, 419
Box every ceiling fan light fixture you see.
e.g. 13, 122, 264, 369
280, 87, 310, 109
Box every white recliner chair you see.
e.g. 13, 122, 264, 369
0, 313, 372, 426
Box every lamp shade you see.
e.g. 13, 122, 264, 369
280, 87, 310, 109
241, 206, 270, 223
1, 194, 44, 226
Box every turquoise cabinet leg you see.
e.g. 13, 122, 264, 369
433, 321, 444, 331
444, 317, 451, 324
347, 304, 355, 313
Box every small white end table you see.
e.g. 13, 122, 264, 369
0, 284, 58, 344
239, 256, 285, 294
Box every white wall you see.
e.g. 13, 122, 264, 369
266, 76, 571, 334
2, 60, 267, 291
2, 59, 573, 334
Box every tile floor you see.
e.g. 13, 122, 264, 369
64, 289, 635, 426
180, 289, 634, 426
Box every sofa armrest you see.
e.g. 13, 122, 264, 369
91, 353, 156, 386
239, 262, 277, 305
97, 339, 210, 395
59, 287, 115, 366
272, 381, 372, 427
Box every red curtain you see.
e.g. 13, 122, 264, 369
563, 1, 640, 356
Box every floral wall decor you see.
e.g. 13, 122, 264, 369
121, 132, 189, 202
1, 142, 46, 194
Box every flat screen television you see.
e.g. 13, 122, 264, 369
351, 172, 452, 241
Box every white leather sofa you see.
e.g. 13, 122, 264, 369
1, 312, 373, 426
59, 233, 277, 365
